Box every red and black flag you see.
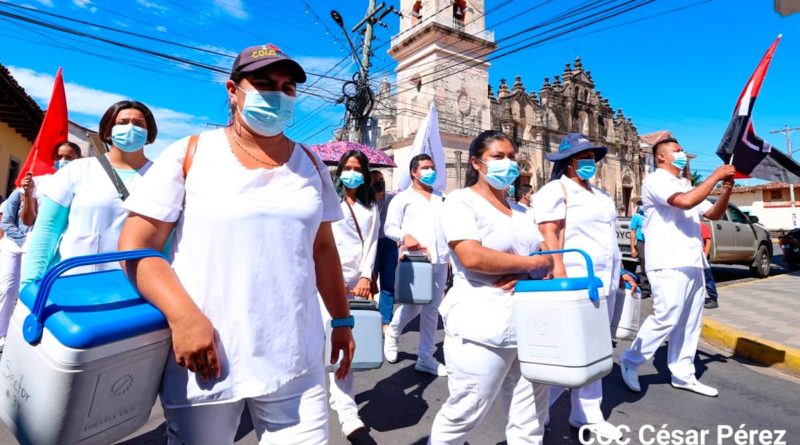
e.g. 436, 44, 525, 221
716, 35, 800, 184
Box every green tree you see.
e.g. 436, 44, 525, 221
690, 170, 703, 186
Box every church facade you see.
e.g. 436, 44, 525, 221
373, 0, 642, 215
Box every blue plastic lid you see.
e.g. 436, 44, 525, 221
19, 269, 168, 349
515, 276, 604, 293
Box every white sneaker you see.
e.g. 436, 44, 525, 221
383, 334, 398, 363
415, 357, 447, 377
671, 379, 719, 397
341, 415, 365, 437
620, 361, 641, 392
570, 420, 623, 442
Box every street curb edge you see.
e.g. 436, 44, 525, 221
701, 317, 800, 378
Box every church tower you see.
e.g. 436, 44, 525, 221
381, 0, 496, 190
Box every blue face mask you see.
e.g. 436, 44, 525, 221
671, 151, 688, 170
340, 170, 364, 189
480, 158, 520, 190
53, 159, 71, 171
111, 124, 148, 152
419, 168, 437, 186
238, 87, 295, 137
575, 159, 596, 180
507, 185, 516, 197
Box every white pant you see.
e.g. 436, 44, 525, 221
0, 248, 22, 337
622, 267, 706, 384
429, 335, 549, 445
163, 367, 329, 445
387, 263, 448, 362
328, 370, 359, 427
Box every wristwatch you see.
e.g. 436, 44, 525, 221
331, 316, 355, 329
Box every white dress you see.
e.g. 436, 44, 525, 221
124, 129, 343, 408
331, 199, 379, 288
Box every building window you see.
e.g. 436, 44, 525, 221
769, 190, 782, 201
412, 0, 423, 21
5, 158, 20, 199
453, 0, 466, 30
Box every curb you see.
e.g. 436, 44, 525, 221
701, 317, 800, 378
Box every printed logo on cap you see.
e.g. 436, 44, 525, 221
559, 140, 572, 151
251, 44, 287, 59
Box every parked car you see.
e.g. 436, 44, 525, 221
617, 198, 773, 278
778, 229, 800, 268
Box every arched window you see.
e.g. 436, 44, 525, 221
453, 0, 467, 29
412, 0, 423, 22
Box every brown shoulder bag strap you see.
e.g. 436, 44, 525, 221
344, 199, 364, 245
182, 134, 200, 178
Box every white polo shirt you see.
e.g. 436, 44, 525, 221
384, 187, 449, 264
641, 168, 712, 272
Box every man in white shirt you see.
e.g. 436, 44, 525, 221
383, 154, 449, 377
621, 137, 735, 397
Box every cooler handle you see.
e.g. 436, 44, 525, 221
529, 249, 602, 303
23, 249, 165, 345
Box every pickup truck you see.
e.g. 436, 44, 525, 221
616, 198, 773, 278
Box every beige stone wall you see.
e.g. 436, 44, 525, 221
0, 122, 34, 200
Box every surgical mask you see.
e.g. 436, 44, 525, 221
419, 168, 437, 186
507, 185, 516, 197
238, 87, 295, 137
575, 159, 596, 180
340, 171, 364, 189
111, 124, 148, 152
671, 151, 688, 170
54, 159, 71, 171
480, 158, 519, 190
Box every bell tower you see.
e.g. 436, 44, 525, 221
384, 0, 496, 190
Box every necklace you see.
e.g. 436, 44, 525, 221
229, 130, 293, 167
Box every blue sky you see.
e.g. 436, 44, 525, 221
0, 0, 797, 181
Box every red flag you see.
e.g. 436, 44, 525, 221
16, 67, 68, 187
716, 35, 800, 183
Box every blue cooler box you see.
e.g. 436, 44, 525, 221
0, 250, 171, 445
325, 299, 383, 371
394, 253, 433, 305
513, 249, 613, 388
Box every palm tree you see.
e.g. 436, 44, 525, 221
690, 170, 703, 186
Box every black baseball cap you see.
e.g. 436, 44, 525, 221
230, 43, 307, 83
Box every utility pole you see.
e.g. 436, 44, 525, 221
331, 2, 396, 145
769, 125, 800, 228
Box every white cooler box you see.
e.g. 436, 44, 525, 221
513, 249, 613, 388
325, 299, 383, 371
394, 253, 433, 304
0, 250, 171, 445
611, 272, 642, 340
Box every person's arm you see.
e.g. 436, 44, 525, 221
383, 193, 404, 243
630, 217, 639, 259
314, 221, 355, 379
119, 213, 221, 382
667, 165, 735, 210
537, 220, 566, 277
702, 178, 734, 221
450, 239, 552, 276
20, 173, 37, 227
20, 197, 69, 286
703, 236, 712, 257
0, 191, 26, 245
353, 206, 380, 299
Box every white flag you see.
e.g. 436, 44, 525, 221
398, 103, 446, 191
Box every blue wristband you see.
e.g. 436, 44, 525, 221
331, 316, 354, 329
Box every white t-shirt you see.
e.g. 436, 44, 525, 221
44, 156, 152, 274
332, 199, 379, 288
439, 188, 542, 348
532, 176, 621, 298
642, 168, 713, 271
124, 129, 343, 408
384, 187, 449, 264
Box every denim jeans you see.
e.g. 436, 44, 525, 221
704, 266, 718, 301
375, 237, 399, 324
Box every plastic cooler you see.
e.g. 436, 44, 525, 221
513, 249, 613, 388
325, 299, 383, 371
0, 250, 171, 445
611, 271, 642, 341
394, 253, 433, 304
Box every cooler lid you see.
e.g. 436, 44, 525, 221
19, 269, 168, 349
515, 277, 604, 293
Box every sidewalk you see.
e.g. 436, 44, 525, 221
702, 270, 800, 377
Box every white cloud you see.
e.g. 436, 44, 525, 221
8, 66, 209, 154
72, 0, 97, 13
213, 0, 248, 20
154, 25, 168, 33
135, 0, 170, 14
32, 0, 53, 7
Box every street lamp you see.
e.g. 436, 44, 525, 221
330, 10, 366, 76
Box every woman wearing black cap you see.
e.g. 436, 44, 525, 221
118, 44, 353, 444
531, 132, 636, 442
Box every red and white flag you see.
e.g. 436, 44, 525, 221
716, 35, 800, 184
